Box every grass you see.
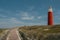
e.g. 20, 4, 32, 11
0, 29, 8, 37
0, 25, 60, 39
18, 25, 60, 38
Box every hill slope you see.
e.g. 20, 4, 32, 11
18, 25, 60, 40
0, 25, 60, 40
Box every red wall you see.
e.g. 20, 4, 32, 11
48, 12, 53, 25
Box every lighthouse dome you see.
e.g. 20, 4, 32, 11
48, 6, 53, 12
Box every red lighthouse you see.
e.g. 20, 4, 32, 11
48, 7, 54, 25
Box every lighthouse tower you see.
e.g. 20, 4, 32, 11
48, 6, 54, 25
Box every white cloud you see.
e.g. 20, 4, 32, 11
9, 18, 24, 24
0, 17, 47, 28
0, 18, 24, 25
37, 16, 42, 19
28, 6, 34, 11
21, 12, 34, 20
21, 16, 34, 20
0, 18, 24, 28
21, 12, 28, 17
0, 14, 7, 17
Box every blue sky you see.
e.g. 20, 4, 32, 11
0, 0, 60, 28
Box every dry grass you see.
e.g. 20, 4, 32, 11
18, 25, 60, 38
